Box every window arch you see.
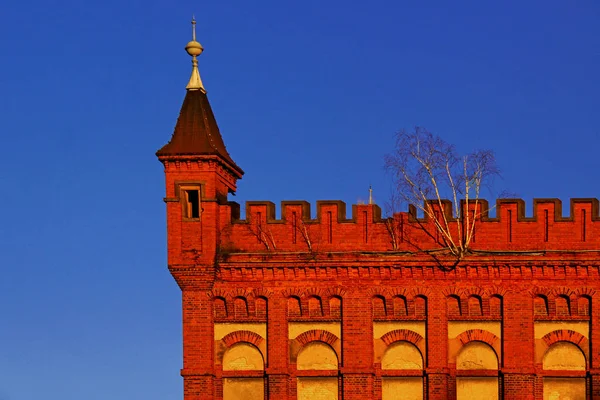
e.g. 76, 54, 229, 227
372, 295, 387, 318
456, 341, 498, 370
489, 295, 502, 317
288, 296, 302, 317
381, 339, 424, 400
223, 342, 264, 371
393, 296, 408, 317
329, 296, 342, 318
308, 296, 323, 317
234, 297, 248, 318
381, 341, 423, 370
297, 342, 338, 370
534, 295, 549, 316
555, 295, 571, 317
222, 342, 265, 400
543, 342, 585, 371
456, 341, 499, 400
542, 342, 587, 400
296, 341, 339, 399
214, 297, 227, 319
468, 296, 482, 316
447, 295, 462, 317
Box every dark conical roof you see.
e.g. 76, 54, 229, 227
156, 89, 243, 176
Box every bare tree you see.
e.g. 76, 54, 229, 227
384, 127, 500, 261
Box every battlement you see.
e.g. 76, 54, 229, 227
219, 198, 600, 255
229, 198, 600, 224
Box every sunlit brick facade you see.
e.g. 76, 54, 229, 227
157, 27, 600, 400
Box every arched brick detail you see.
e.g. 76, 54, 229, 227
388, 287, 409, 298
464, 287, 485, 298
574, 287, 596, 297
529, 286, 553, 298
381, 329, 424, 347
296, 329, 339, 347
538, 329, 590, 367
325, 287, 346, 298
305, 287, 326, 297
453, 329, 501, 365
542, 330, 589, 349
457, 329, 499, 347
232, 288, 252, 298
207, 288, 231, 300
442, 287, 464, 297
552, 287, 575, 298
485, 285, 507, 297
222, 330, 264, 348
409, 287, 431, 298
367, 287, 389, 298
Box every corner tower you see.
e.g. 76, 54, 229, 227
157, 19, 243, 399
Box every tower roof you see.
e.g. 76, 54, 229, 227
156, 18, 243, 178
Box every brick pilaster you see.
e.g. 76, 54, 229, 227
341, 289, 374, 399
266, 295, 289, 399
427, 291, 449, 400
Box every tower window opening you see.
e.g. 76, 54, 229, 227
184, 189, 200, 219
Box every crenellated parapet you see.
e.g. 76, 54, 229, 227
218, 198, 600, 255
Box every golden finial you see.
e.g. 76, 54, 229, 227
185, 16, 205, 91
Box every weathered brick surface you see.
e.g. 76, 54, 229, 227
158, 108, 600, 400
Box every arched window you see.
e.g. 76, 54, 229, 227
534, 295, 549, 317
447, 295, 461, 317
381, 341, 424, 400
329, 297, 342, 318
489, 295, 502, 318
297, 342, 339, 400
223, 343, 264, 371
382, 341, 423, 370
543, 342, 585, 371
255, 297, 267, 319
214, 297, 227, 319
542, 342, 586, 400
393, 296, 408, 317
555, 295, 571, 317
223, 342, 265, 400
308, 296, 323, 317
234, 297, 248, 318
468, 296, 482, 316
577, 296, 590, 317
373, 295, 387, 318
414, 296, 427, 317
288, 296, 302, 317
456, 341, 499, 400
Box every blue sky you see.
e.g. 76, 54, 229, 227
1, 1, 598, 399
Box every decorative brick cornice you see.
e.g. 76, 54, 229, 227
216, 263, 600, 282
221, 330, 264, 348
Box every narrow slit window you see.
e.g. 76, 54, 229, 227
184, 190, 200, 219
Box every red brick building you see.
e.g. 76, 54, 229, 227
157, 24, 599, 400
